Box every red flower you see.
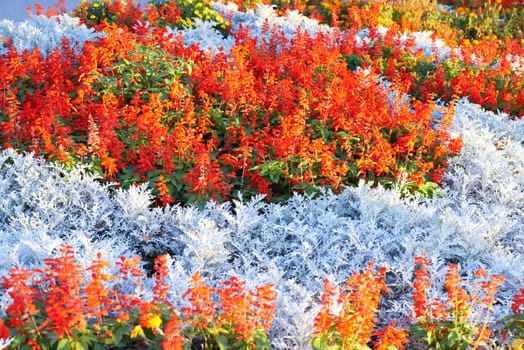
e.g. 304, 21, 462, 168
512, 287, 524, 314
412, 255, 431, 319
0, 320, 10, 340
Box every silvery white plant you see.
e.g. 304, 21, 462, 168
168, 1, 333, 54
212, 2, 332, 39
0, 337, 12, 350
184, 1, 333, 54
0, 150, 131, 273
0, 14, 103, 56
352, 25, 457, 63
506, 53, 524, 73
176, 17, 235, 53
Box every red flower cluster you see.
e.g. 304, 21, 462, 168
312, 263, 409, 349
183, 272, 276, 347
0, 0, 465, 206
0, 245, 274, 349
411, 255, 504, 348
3, 247, 524, 348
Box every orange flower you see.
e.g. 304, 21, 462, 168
445, 264, 471, 315
312, 264, 389, 347
374, 322, 409, 350
1, 267, 38, 329
216, 277, 276, 342
313, 279, 339, 336
0, 320, 10, 340
182, 272, 217, 330
161, 316, 184, 350
139, 313, 163, 330
153, 254, 171, 303
412, 255, 431, 319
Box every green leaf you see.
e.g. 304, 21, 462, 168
92, 344, 105, 350
9, 335, 27, 348
73, 341, 89, 350
253, 335, 271, 350
112, 325, 127, 346
311, 336, 327, 350
425, 330, 435, 345
216, 334, 230, 350
56, 339, 72, 350
79, 333, 97, 345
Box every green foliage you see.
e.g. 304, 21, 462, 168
95, 43, 193, 105
505, 314, 524, 348
184, 326, 271, 350
149, 0, 228, 34
449, 3, 523, 41
410, 320, 481, 350
344, 53, 365, 72
73, 0, 115, 26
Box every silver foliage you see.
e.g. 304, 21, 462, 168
0, 14, 103, 56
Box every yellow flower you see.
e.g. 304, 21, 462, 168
512, 339, 524, 350
93, 2, 100, 7
130, 325, 145, 339
139, 313, 163, 329
90, 14, 96, 19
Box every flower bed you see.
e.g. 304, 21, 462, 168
0, 0, 523, 349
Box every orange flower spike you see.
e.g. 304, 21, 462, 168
117, 256, 144, 285
154, 175, 174, 207
40, 244, 87, 338
325, 263, 388, 346
218, 277, 256, 340
373, 322, 409, 350
252, 283, 277, 331
182, 272, 217, 329
1, 267, 38, 329
413, 255, 431, 319
472, 270, 503, 348
114, 256, 145, 316
153, 254, 171, 304
348, 265, 388, 343
444, 264, 470, 314
161, 315, 184, 350
477, 271, 504, 310
313, 278, 339, 336
84, 252, 115, 327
